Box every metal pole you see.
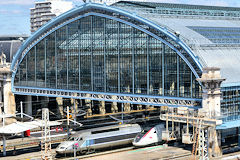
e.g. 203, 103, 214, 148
74, 137, 76, 159
20, 101, 24, 138
20, 101, 23, 120
2, 113, 6, 156
121, 103, 123, 124
3, 135, 6, 156
67, 106, 70, 138
74, 100, 76, 126
166, 111, 168, 131
187, 110, 189, 134
2, 112, 5, 127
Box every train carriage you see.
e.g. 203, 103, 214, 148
56, 124, 141, 155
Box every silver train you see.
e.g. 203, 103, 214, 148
56, 124, 141, 155
133, 124, 165, 147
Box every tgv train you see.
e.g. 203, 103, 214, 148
133, 124, 165, 147
56, 124, 141, 155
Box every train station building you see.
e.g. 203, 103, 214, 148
9, 1, 240, 154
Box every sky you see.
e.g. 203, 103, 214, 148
1, 0, 240, 36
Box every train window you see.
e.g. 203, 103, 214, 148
141, 127, 151, 134
94, 133, 137, 144
141, 130, 147, 133
91, 128, 119, 134
68, 137, 75, 141
86, 139, 95, 145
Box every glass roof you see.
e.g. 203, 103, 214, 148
188, 26, 240, 44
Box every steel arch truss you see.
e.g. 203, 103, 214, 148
12, 3, 202, 80
11, 3, 203, 108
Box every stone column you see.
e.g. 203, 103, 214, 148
3, 77, 16, 124
85, 94, 92, 116
111, 102, 118, 113
124, 103, 131, 112
197, 67, 225, 118
0, 57, 14, 124
70, 98, 78, 120
197, 67, 225, 157
70, 98, 74, 113
56, 97, 64, 118
99, 101, 106, 115
136, 89, 142, 110
26, 95, 32, 116
208, 128, 222, 157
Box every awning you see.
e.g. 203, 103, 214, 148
216, 119, 240, 130
0, 120, 62, 134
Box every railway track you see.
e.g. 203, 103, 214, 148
55, 145, 193, 160
55, 146, 135, 160
0, 137, 66, 151
160, 153, 192, 160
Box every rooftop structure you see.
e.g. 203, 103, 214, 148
0, 35, 28, 63
90, 0, 147, 5
112, 1, 240, 123
30, 0, 73, 33
113, 1, 240, 86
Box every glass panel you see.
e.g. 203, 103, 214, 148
27, 48, 35, 86
19, 57, 27, 86
149, 37, 163, 95
46, 32, 56, 88
179, 57, 191, 97
80, 17, 91, 91
68, 21, 79, 90
188, 26, 240, 44
134, 29, 147, 94
120, 23, 132, 93
14, 70, 20, 86
92, 16, 104, 92
192, 77, 201, 98
106, 18, 118, 93
164, 45, 177, 96
36, 40, 45, 87
56, 26, 67, 89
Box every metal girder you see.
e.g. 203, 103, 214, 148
160, 114, 222, 127
14, 87, 201, 108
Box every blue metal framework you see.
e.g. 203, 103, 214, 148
11, 3, 202, 75
221, 86, 240, 122
11, 3, 203, 107
188, 26, 240, 44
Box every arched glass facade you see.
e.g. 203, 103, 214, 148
14, 15, 201, 99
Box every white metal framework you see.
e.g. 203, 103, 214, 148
41, 108, 52, 160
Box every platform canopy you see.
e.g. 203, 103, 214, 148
216, 119, 240, 130
0, 120, 62, 135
